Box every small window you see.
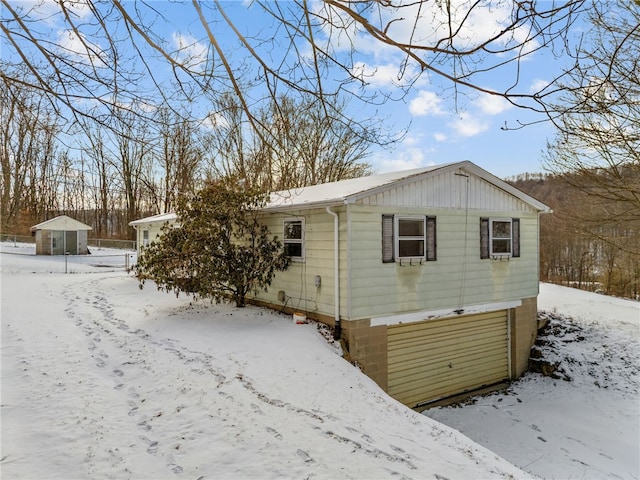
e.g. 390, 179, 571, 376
143, 230, 149, 247
397, 216, 425, 259
283, 218, 304, 260
382, 215, 436, 263
481, 217, 520, 258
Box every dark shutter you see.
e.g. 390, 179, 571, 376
512, 218, 520, 258
426, 216, 437, 261
480, 217, 490, 259
382, 214, 394, 263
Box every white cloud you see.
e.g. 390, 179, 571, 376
448, 112, 489, 137
373, 146, 436, 173
409, 91, 446, 116
350, 61, 422, 90
57, 29, 107, 68
172, 32, 209, 72
433, 132, 447, 142
476, 93, 512, 116
530, 78, 549, 94
18, 0, 92, 26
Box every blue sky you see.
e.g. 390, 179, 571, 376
4, 1, 584, 179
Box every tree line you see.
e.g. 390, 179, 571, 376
0, 87, 375, 239
509, 170, 639, 300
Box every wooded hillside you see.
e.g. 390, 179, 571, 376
508, 170, 639, 300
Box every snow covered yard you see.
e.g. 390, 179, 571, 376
425, 283, 640, 479
1, 242, 530, 479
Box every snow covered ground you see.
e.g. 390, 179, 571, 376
1, 242, 530, 479
425, 283, 640, 480
1, 242, 638, 479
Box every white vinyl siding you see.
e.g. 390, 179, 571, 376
252, 209, 348, 317
252, 167, 542, 323
349, 206, 539, 320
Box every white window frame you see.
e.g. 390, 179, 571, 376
489, 218, 513, 258
142, 229, 150, 247
283, 217, 305, 261
394, 215, 426, 261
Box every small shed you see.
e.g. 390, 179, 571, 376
30, 215, 92, 255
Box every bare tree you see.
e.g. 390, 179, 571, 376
149, 107, 203, 214
544, 1, 640, 253
1, 1, 587, 138
0, 78, 61, 233
206, 93, 374, 191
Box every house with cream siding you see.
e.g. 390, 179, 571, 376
254, 161, 551, 408
130, 161, 551, 409
129, 212, 178, 253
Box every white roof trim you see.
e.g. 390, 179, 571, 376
370, 299, 522, 327
128, 212, 178, 227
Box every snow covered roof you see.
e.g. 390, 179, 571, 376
128, 212, 178, 227
30, 215, 92, 231
265, 161, 551, 212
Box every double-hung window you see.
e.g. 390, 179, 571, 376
480, 217, 520, 259
283, 218, 304, 260
382, 214, 437, 263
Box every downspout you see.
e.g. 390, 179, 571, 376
326, 206, 341, 339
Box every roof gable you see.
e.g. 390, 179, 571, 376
265, 161, 550, 213
30, 215, 92, 231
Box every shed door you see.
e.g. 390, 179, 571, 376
65, 231, 78, 254
387, 310, 509, 408
51, 231, 64, 255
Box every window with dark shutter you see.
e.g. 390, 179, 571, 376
426, 216, 437, 261
382, 215, 394, 263
382, 214, 437, 263
480, 217, 520, 259
512, 218, 520, 257
480, 217, 490, 259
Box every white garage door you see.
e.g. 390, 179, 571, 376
388, 310, 509, 408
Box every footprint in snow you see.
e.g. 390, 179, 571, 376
296, 449, 315, 463
265, 427, 283, 440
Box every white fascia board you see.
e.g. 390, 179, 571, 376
370, 299, 523, 327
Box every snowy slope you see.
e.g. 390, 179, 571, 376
1, 243, 529, 480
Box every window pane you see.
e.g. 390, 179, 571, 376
492, 220, 511, 238
284, 242, 302, 257
285, 221, 302, 239
399, 239, 424, 257
398, 219, 424, 237
492, 239, 511, 253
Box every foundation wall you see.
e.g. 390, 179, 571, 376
511, 296, 538, 377
342, 319, 388, 391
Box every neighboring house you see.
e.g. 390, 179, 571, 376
30, 215, 92, 255
129, 212, 178, 253
130, 161, 551, 409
